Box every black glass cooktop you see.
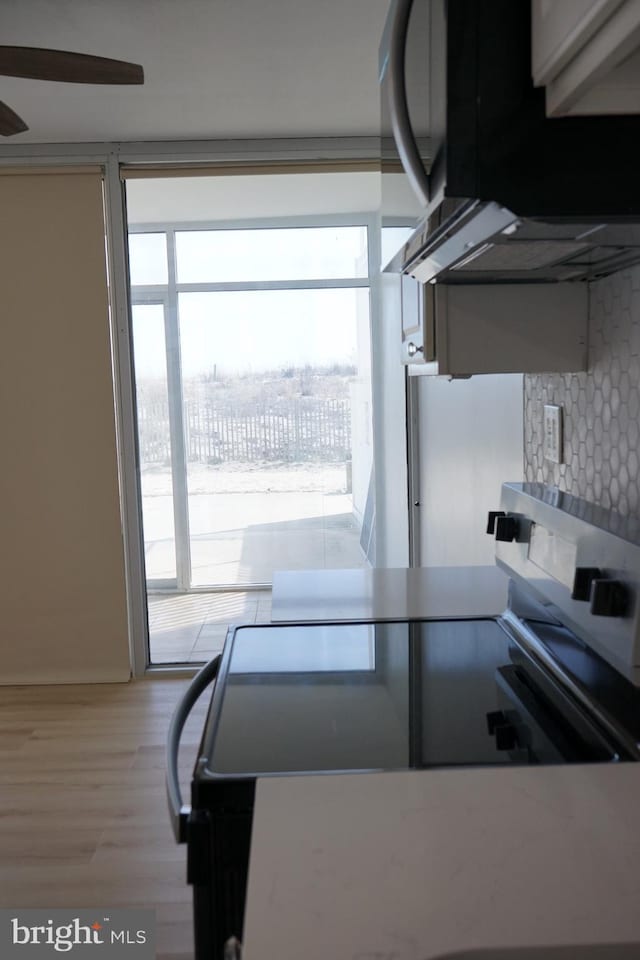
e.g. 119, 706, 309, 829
197, 618, 619, 781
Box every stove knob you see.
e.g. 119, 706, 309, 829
487, 711, 518, 750
486, 511, 506, 535
571, 567, 603, 601
494, 723, 518, 751
495, 514, 519, 542
589, 579, 629, 618
486, 710, 506, 734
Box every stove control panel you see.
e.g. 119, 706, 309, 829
492, 483, 640, 683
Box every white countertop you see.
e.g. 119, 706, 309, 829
271, 565, 509, 622
242, 765, 640, 960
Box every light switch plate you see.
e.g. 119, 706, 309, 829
543, 404, 563, 463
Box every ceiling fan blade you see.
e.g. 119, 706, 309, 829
0, 100, 28, 136
0, 47, 144, 84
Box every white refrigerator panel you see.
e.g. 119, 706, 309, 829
417, 374, 524, 567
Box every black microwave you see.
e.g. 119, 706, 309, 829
380, 0, 640, 283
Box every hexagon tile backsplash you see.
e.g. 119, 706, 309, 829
524, 264, 640, 517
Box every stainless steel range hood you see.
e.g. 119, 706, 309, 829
387, 198, 640, 284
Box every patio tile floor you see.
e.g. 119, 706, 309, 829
147, 589, 272, 665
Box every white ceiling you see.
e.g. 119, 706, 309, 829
0, 0, 390, 145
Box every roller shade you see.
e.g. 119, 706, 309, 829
121, 159, 380, 179
0, 168, 130, 684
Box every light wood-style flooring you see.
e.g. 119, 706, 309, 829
0, 677, 210, 960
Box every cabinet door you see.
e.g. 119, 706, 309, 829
532, 0, 624, 85
544, 1, 640, 115
440, 284, 587, 376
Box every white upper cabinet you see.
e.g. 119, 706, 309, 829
532, 0, 640, 115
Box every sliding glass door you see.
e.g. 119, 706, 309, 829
128, 217, 373, 598
178, 286, 368, 586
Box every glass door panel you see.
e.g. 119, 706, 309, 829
178, 288, 371, 586
131, 303, 177, 584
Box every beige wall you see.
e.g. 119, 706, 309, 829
0, 170, 130, 683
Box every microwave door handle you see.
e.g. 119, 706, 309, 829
388, 0, 430, 208
165, 653, 222, 843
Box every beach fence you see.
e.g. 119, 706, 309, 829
137, 396, 352, 465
